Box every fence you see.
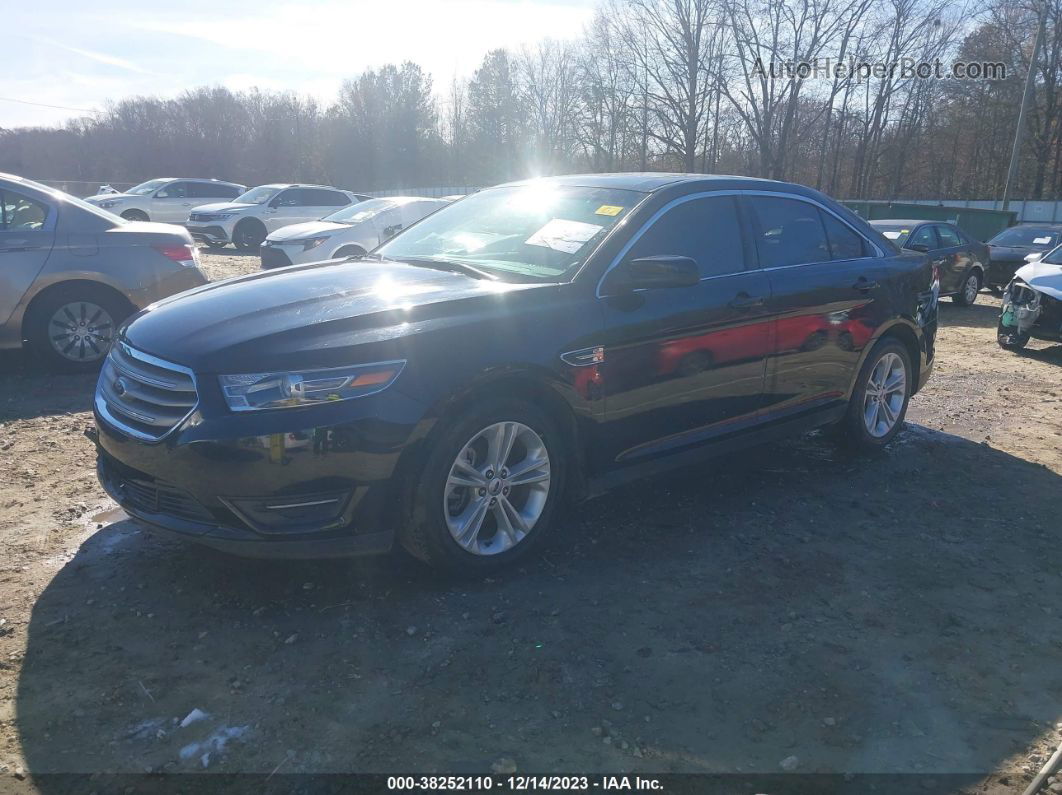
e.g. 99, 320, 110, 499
892, 199, 1062, 224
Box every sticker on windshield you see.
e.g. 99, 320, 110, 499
1034, 236, 1052, 245
595, 205, 624, 217
526, 219, 603, 254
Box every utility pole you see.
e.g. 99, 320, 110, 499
1002, 0, 1047, 211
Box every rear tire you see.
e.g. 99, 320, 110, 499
120, 209, 149, 222
837, 338, 912, 451
399, 397, 566, 575
952, 270, 981, 306
233, 219, 266, 251
25, 283, 130, 372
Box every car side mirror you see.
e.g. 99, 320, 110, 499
1025, 251, 1043, 262
907, 243, 929, 253
602, 255, 700, 294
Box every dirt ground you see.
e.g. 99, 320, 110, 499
0, 251, 1061, 792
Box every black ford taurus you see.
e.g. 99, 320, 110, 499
93, 174, 937, 573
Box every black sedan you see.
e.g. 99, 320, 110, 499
985, 223, 1062, 291
870, 219, 988, 305
93, 174, 937, 574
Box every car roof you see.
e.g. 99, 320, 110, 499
870, 219, 939, 227
260, 183, 345, 190
495, 172, 795, 193
1012, 222, 1062, 229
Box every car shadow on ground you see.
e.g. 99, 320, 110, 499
0, 352, 96, 421
15, 425, 1062, 790
937, 299, 1001, 330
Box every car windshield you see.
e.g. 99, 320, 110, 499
375, 184, 645, 282
872, 224, 914, 246
324, 198, 398, 224
989, 226, 1060, 249
234, 186, 282, 205
126, 179, 169, 196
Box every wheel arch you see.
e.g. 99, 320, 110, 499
391, 366, 589, 515
852, 320, 923, 398
20, 277, 136, 343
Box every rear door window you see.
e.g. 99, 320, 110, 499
626, 195, 745, 277
821, 211, 867, 260
189, 182, 240, 199
747, 196, 830, 268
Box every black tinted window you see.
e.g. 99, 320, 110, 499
626, 196, 744, 277
936, 225, 961, 247
748, 196, 830, 267
302, 188, 349, 206
188, 182, 240, 199
821, 211, 866, 260
274, 190, 300, 207
0, 190, 49, 230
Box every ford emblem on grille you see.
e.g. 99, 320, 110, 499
114, 376, 128, 397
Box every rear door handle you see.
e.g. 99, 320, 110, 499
0, 241, 40, 253
852, 278, 879, 292
729, 293, 765, 310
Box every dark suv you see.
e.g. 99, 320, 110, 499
93, 174, 937, 573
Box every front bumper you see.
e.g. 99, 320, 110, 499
187, 225, 231, 245
93, 386, 426, 558
260, 243, 295, 269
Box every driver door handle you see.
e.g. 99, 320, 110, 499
852, 278, 879, 292
728, 293, 765, 310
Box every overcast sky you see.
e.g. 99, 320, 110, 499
2, 0, 597, 129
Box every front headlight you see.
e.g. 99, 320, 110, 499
284, 236, 330, 251
218, 361, 405, 411
99, 200, 120, 208
213, 213, 236, 220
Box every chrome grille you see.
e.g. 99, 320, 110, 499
95, 342, 198, 441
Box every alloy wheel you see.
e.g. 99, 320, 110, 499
443, 421, 551, 555
862, 351, 906, 438
964, 274, 979, 304
48, 301, 114, 363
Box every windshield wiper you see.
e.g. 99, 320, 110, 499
385, 256, 498, 281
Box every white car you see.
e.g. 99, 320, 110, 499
83, 178, 246, 223
186, 184, 370, 250
259, 196, 452, 269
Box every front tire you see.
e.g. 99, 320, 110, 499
837, 338, 912, 451
335, 245, 366, 259
233, 219, 266, 251
400, 397, 566, 574
952, 270, 981, 306
25, 283, 130, 372
120, 209, 149, 222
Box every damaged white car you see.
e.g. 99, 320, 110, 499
998, 251, 1062, 350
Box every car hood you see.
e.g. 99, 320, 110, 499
1015, 260, 1062, 300
121, 259, 542, 373
266, 221, 347, 242
84, 193, 133, 203
190, 202, 258, 213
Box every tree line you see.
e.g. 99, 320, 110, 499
2, 0, 1060, 200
